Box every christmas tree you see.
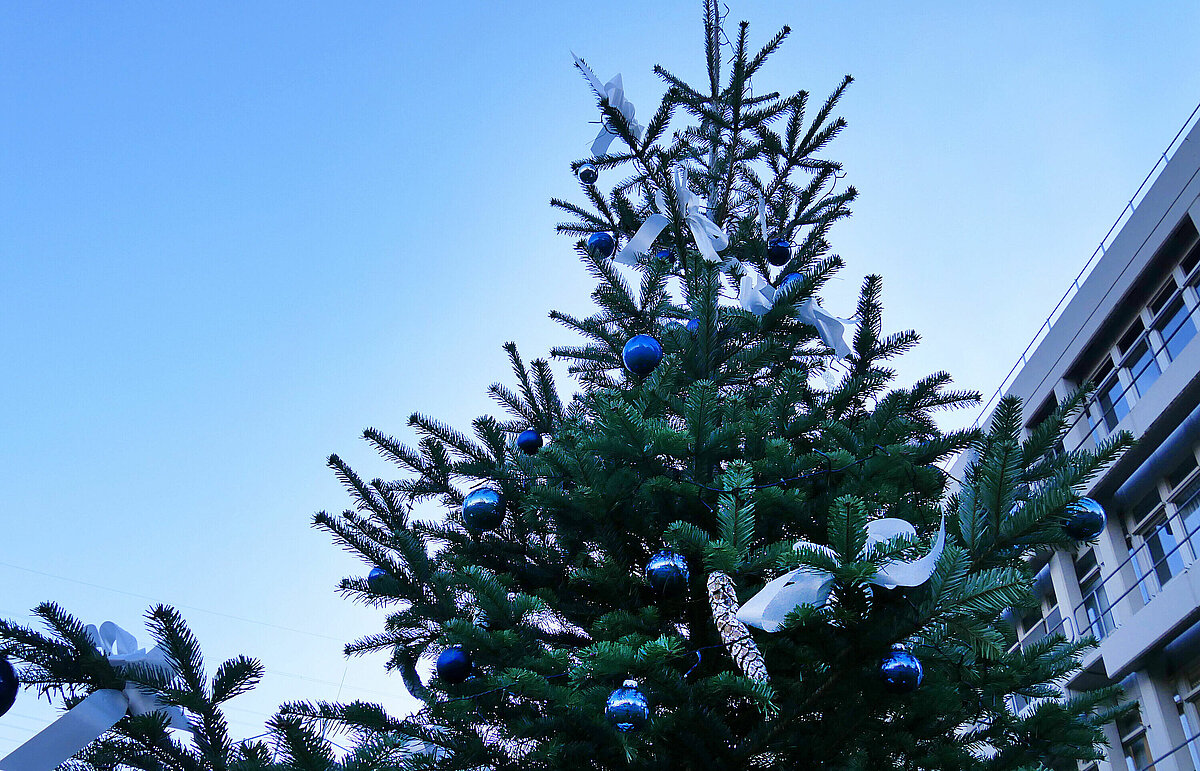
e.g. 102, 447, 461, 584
296, 4, 1134, 770
0, 4, 1135, 770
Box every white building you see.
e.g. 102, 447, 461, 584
956, 111, 1200, 771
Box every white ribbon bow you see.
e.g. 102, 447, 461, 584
737, 516, 946, 632
573, 53, 644, 157
613, 168, 730, 267
0, 621, 188, 771
736, 272, 855, 359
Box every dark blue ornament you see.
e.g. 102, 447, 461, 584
879, 646, 923, 694
0, 657, 17, 718
605, 679, 649, 732
685, 318, 700, 335
646, 550, 689, 596
587, 232, 616, 259
577, 162, 599, 185
780, 273, 802, 290
767, 238, 793, 267
367, 567, 398, 594
517, 429, 544, 455
462, 487, 505, 531
436, 645, 472, 684
622, 335, 663, 376
654, 247, 674, 263
1065, 497, 1107, 540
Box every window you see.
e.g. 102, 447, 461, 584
1124, 340, 1161, 398
1172, 474, 1200, 558
1155, 297, 1196, 361
1076, 549, 1116, 639
1130, 512, 1184, 601
1095, 372, 1131, 434
1119, 707, 1154, 771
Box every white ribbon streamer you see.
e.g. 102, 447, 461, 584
737, 516, 946, 632
797, 298, 855, 359
573, 53, 643, 157
736, 273, 855, 359
612, 169, 730, 266
0, 622, 188, 771
756, 190, 768, 240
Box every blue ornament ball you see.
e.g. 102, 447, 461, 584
462, 487, 505, 531
436, 645, 472, 684
577, 162, 599, 185
606, 679, 649, 732
879, 646, 923, 694
646, 550, 689, 596
0, 657, 17, 718
767, 238, 793, 267
654, 247, 674, 263
685, 318, 700, 335
622, 335, 663, 376
517, 429, 544, 455
780, 273, 802, 290
587, 232, 616, 258
1065, 497, 1107, 540
367, 567, 397, 594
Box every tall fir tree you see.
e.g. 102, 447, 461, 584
299, 4, 1134, 770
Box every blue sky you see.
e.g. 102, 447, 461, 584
2, 0, 1199, 753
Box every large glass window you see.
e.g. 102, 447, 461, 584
1096, 373, 1131, 433
1156, 297, 1196, 361
1131, 513, 1184, 601
1119, 707, 1154, 771
1076, 550, 1116, 639
1173, 475, 1200, 558
1125, 340, 1161, 398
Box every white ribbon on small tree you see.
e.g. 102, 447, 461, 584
573, 53, 643, 157
0, 621, 188, 771
737, 516, 946, 632
613, 168, 730, 267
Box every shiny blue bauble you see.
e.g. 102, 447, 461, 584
622, 335, 663, 376
646, 550, 689, 596
367, 567, 398, 594
517, 429, 544, 455
436, 645, 472, 684
606, 679, 649, 732
1065, 497, 1107, 540
685, 318, 700, 335
577, 162, 599, 185
767, 238, 793, 267
587, 232, 616, 258
780, 273, 802, 290
462, 487, 505, 531
0, 657, 17, 718
879, 647, 923, 694
654, 247, 674, 263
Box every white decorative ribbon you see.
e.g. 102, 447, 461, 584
573, 53, 643, 157
613, 168, 730, 266
0, 622, 188, 771
797, 298, 855, 359
737, 516, 946, 632
737, 272, 855, 359
756, 190, 768, 239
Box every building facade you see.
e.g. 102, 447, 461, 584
955, 116, 1200, 771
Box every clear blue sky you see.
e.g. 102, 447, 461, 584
2, 0, 1199, 753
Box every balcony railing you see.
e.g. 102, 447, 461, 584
1136, 728, 1200, 771
1074, 506, 1200, 641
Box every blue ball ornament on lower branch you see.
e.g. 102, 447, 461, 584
0, 656, 17, 717
1064, 497, 1107, 541
517, 429, 544, 455
606, 679, 650, 732
436, 645, 472, 684
879, 645, 923, 694
622, 334, 663, 376
587, 232, 616, 259
462, 487, 505, 532
646, 550, 689, 597
367, 567, 399, 594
